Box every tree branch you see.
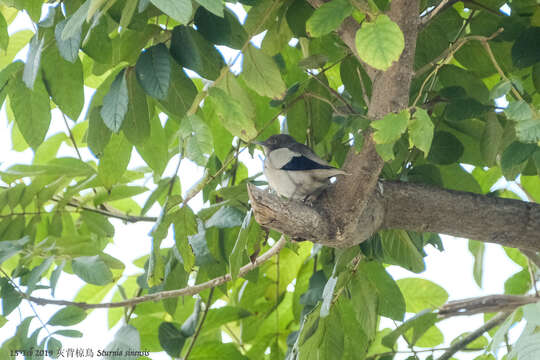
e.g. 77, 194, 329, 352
436, 312, 511, 360
24, 236, 286, 309
439, 294, 540, 317
420, 0, 460, 29
249, 180, 540, 250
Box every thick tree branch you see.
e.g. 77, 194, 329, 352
436, 311, 511, 360
248, 181, 540, 250
382, 182, 540, 251
23, 236, 286, 309
316, 0, 420, 248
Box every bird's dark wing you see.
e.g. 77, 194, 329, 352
281, 155, 334, 171
268, 148, 334, 171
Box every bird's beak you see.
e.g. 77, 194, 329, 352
251, 140, 265, 146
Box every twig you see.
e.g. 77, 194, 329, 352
480, 38, 523, 101
307, 71, 355, 114
367, 347, 485, 359
303, 92, 349, 116
436, 312, 511, 360
184, 288, 215, 360
414, 28, 504, 79
61, 112, 83, 162
420, 0, 459, 28
24, 236, 286, 309
413, 28, 504, 107
355, 67, 370, 106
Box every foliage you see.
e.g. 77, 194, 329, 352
0, 0, 539, 359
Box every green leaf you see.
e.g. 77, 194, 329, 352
123, 68, 150, 146
173, 207, 198, 272
55, 19, 81, 63
500, 141, 537, 179
505, 100, 533, 122
372, 110, 409, 144
179, 115, 214, 166
61, 0, 91, 41
381, 230, 425, 273
135, 43, 170, 100
359, 261, 406, 321
515, 117, 540, 144
207, 87, 258, 141
181, 298, 201, 336
87, 106, 112, 158
511, 27, 540, 68
230, 210, 260, 280
350, 271, 378, 340
48, 306, 87, 326
438, 65, 489, 103
445, 98, 489, 122
9, 68, 51, 149
195, 8, 247, 49
203, 307, 252, 332
46, 337, 62, 357
135, 114, 168, 175
26, 256, 54, 294
150, 0, 192, 24
98, 132, 132, 189
157, 62, 197, 119
397, 278, 449, 312
158, 322, 187, 357
504, 269, 530, 295
0, 277, 22, 316
340, 56, 371, 105
23, 34, 44, 89
0, 30, 33, 69
50, 260, 65, 297
468, 240, 485, 288
80, 211, 115, 237
490, 80, 512, 99
0, 237, 29, 265
408, 108, 434, 156
0, 12, 8, 51
170, 26, 225, 80
242, 44, 287, 99
41, 42, 85, 120
51, 329, 83, 338
286, 0, 314, 37
206, 206, 244, 228
439, 164, 482, 194
101, 69, 129, 133
104, 325, 141, 358
522, 175, 540, 202
72, 255, 113, 285
382, 309, 437, 348
427, 131, 464, 165
195, 0, 224, 17
306, 0, 353, 38
355, 15, 405, 71
481, 113, 503, 166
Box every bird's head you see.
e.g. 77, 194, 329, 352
253, 134, 298, 154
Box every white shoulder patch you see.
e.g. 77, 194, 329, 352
268, 148, 300, 169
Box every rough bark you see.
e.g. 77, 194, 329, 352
248, 181, 540, 250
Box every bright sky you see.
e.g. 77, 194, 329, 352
0, 3, 528, 360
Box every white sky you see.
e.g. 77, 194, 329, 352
0, 3, 530, 360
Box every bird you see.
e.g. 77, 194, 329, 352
253, 134, 348, 202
